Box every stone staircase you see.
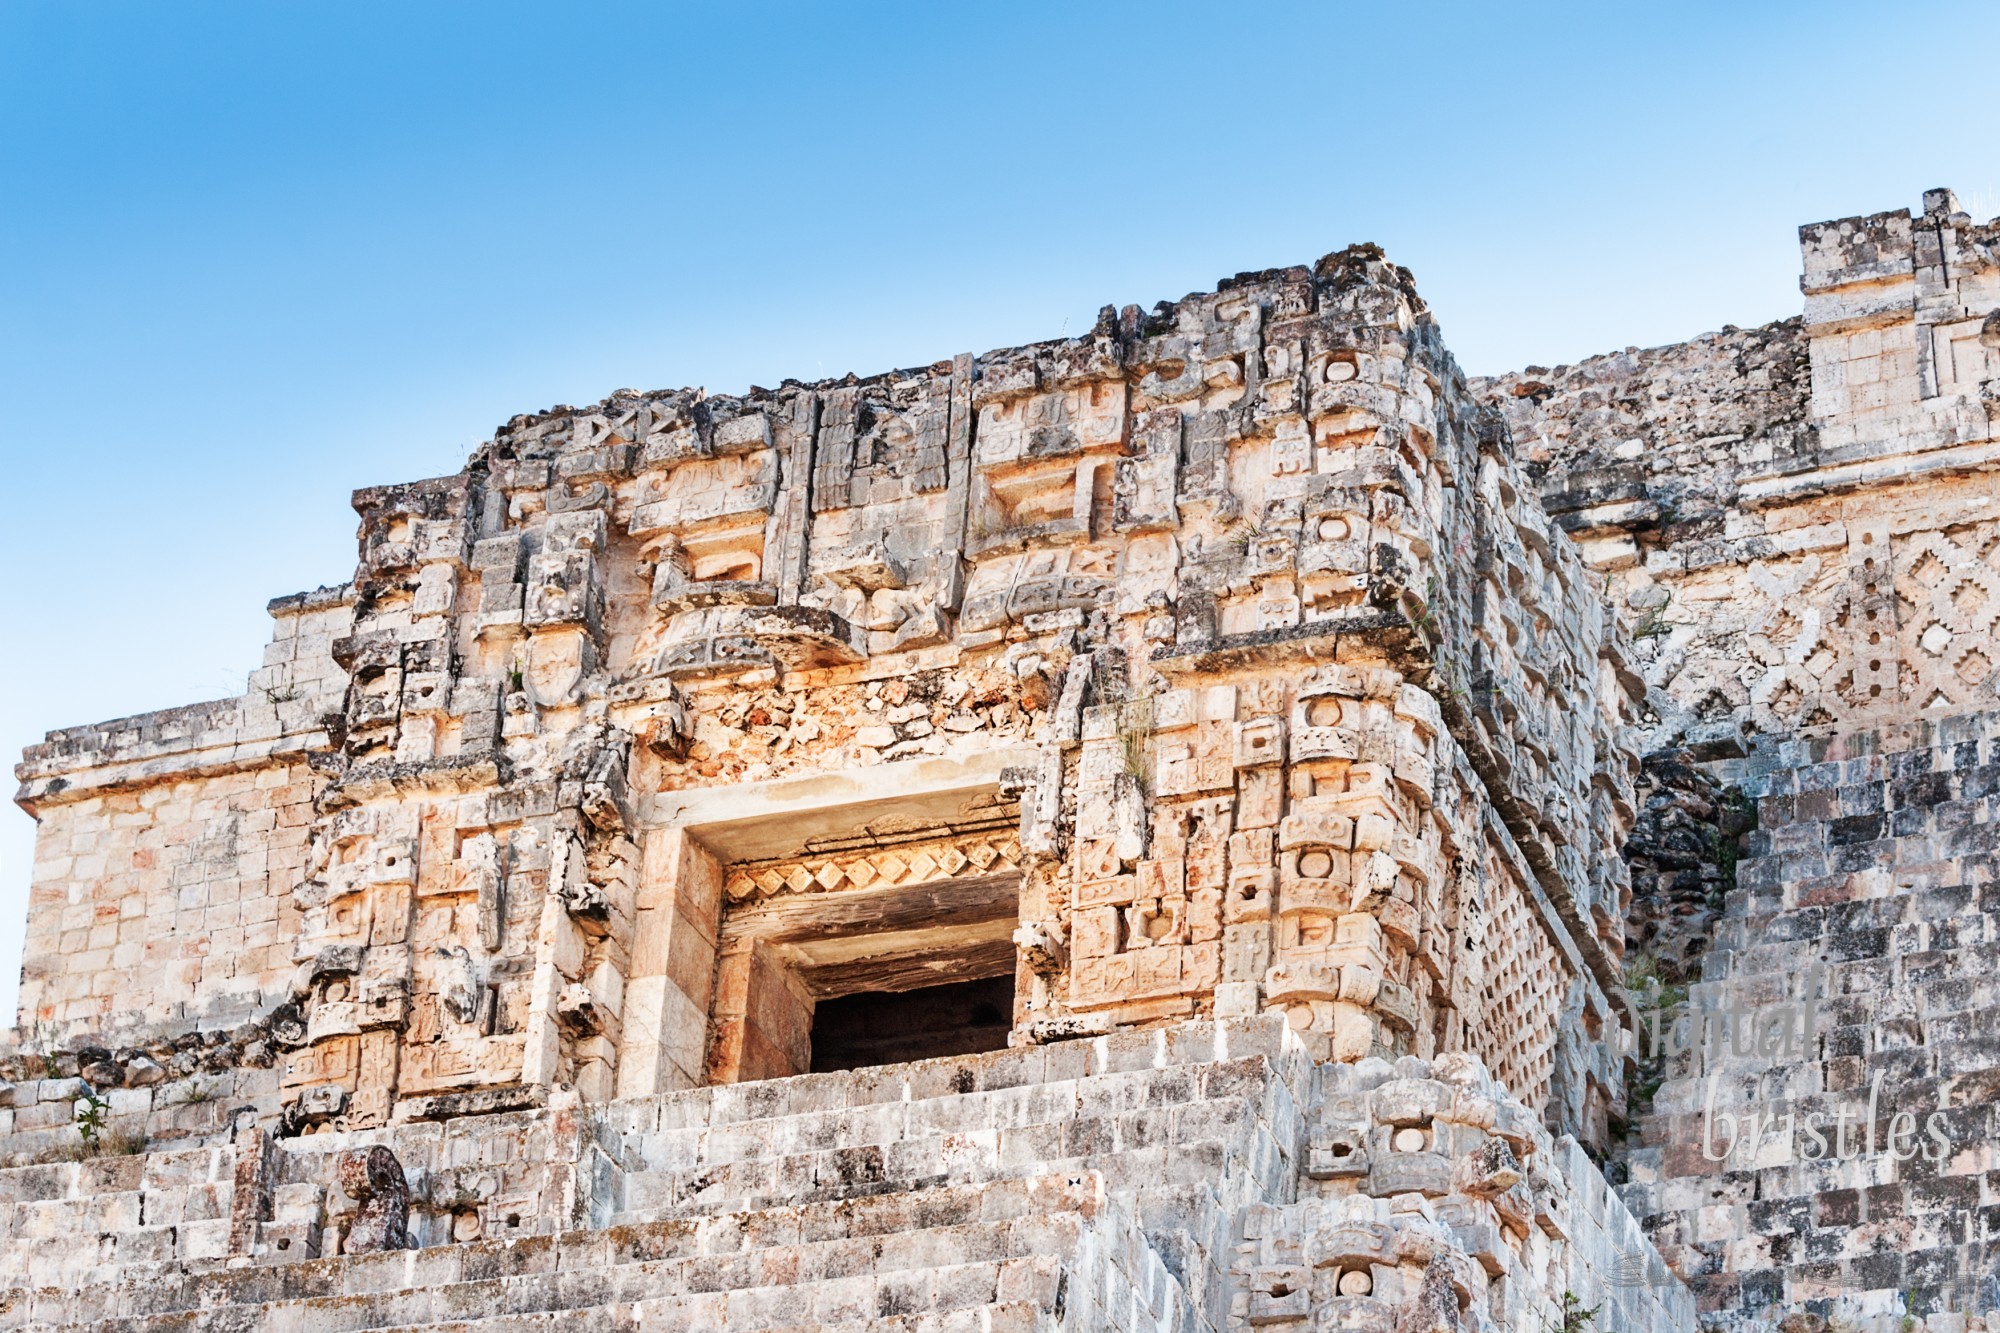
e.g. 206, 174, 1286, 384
1618, 709, 2000, 1325
0, 1014, 1697, 1330
23, 1181, 1096, 1331
0, 1020, 1308, 1332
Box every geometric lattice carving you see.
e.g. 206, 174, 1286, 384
1743, 556, 1855, 732
1734, 521, 2000, 728
1896, 520, 2000, 711
1467, 852, 1563, 1116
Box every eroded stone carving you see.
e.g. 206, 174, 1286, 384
336, 1145, 410, 1253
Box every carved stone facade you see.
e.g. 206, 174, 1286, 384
6, 191, 1998, 1330
1474, 188, 2000, 1327
1479, 188, 2000, 752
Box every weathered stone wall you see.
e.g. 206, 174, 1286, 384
1469, 188, 2000, 1328
1619, 749, 1746, 988
3, 234, 1683, 1331
13, 588, 352, 1039
1621, 710, 2000, 1326
16, 761, 316, 1036
1476, 188, 2000, 755
1481, 317, 1816, 563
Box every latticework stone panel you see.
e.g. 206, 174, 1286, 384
1897, 518, 2000, 712
1468, 854, 1565, 1117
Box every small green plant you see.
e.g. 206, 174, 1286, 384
58, 1124, 148, 1163
1542, 1291, 1599, 1333
74, 1091, 110, 1150
175, 1078, 216, 1106
1623, 949, 1688, 1011
262, 684, 303, 704
1219, 517, 1267, 556
508, 666, 525, 692
1622, 950, 1688, 1118
105, 1128, 148, 1156
1624, 948, 1663, 995
28, 1022, 60, 1079
1117, 696, 1155, 797
1708, 785, 1753, 909
1408, 573, 1445, 649
1633, 604, 1673, 639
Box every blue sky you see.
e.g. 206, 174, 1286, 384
2, 0, 1996, 1022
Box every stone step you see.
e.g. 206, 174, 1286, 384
255, 1298, 1061, 1333
8, 1163, 1198, 1333
607, 1066, 1281, 1226
36, 1227, 1096, 1333
601, 1018, 1294, 1139
1615, 713, 2000, 1319
0, 1044, 1297, 1299
0, 1022, 1302, 1300
0, 1040, 1282, 1313
8, 1176, 1106, 1329
0, 1026, 1287, 1323
51, 1257, 1063, 1333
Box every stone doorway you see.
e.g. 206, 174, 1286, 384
616, 751, 1033, 1095
708, 849, 1024, 1082
808, 974, 1014, 1072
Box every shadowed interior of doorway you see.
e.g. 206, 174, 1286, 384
709, 862, 1025, 1083
808, 974, 1015, 1072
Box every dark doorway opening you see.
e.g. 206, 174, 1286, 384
807, 974, 1014, 1073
